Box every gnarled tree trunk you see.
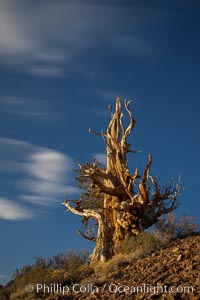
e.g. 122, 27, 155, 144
63, 98, 181, 264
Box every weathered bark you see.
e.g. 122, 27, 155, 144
63, 98, 181, 264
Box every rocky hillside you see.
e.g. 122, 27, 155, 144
63, 233, 200, 300
1, 233, 199, 300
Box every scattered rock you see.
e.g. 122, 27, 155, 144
64, 233, 200, 299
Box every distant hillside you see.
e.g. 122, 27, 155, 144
1, 233, 199, 300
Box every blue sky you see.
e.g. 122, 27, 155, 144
0, 0, 200, 285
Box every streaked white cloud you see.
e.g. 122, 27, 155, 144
0, 1, 154, 77
0, 137, 79, 220
93, 153, 107, 166
19, 180, 77, 205
24, 151, 74, 183
108, 34, 153, 54
0, 96, 50, 119
21, 184, 78, 207
27, 66, 64, 78
0, 1, 35, 55
0, 198, 34, 221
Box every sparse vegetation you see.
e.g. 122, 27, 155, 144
153, 212, 199, 246
82, 214, 199, 286
0, 250, 91, 300
1, 213, 198, 300
116, 232, 158, 257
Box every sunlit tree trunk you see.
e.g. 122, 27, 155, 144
64, 98, 181, 264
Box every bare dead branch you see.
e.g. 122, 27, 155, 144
77, 230, 96, 242
88, 127, 106, 137
91, 177, 124, 197
143, 154, 152, 184
127, 149, 142, 154
124, 99, 135, 137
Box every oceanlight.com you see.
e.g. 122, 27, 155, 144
25, 283, 194, 295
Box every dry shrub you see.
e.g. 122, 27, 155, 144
153, 212, 199, 246
93, 254, 130, 281
64, 264, 94, 284
116, 232, 158, 258
90, 243, 154, 283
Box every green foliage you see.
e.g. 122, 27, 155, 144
76, 159, 104, 209
76, 159, 104, 236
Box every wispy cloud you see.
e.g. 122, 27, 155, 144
23, 151, 74, 183
93, 153, 107, 166
108, 33, 153, 54
27, 66, 64, 78
0, 137, 79, 220
0, 197, 34, 221
0, 96, 51, 119
0, 1, 155, 77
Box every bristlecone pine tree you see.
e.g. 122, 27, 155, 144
63, 98, 181, 264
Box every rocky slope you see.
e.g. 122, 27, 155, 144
64, 233, 200, 300
2, 233, 199, 300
